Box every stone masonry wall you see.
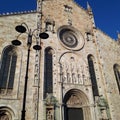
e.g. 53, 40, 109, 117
0, 0, 120, 119
0, 13, 39, 120
95, 29, 120, 120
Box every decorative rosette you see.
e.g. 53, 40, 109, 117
58, 26, 84, 50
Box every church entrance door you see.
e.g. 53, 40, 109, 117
63, 89, 91, 120
67, 108, 84, 120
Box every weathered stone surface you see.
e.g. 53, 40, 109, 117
0, 0, 119, 120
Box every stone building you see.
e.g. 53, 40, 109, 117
0, 0, 120, 120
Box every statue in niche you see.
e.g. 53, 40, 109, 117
86, 32, 92, 41
34, 65, 39, 84
68, 18, 72, 25
34, 53, 39, 85
78, 73, 82, 84
46, 109, 54, 120
62, 63, 73, 83
62, 71, 67, 83
72, 73, 77, 84
70, 57, 76, 84
64, 5, 72, 25
97, 96, 111, 120
45, 94, 57, 105
76, 65, 81, 84
65, 64, 70, 83
61, 63, 67, 83
67, 72, 71, 83
76, 65, 84, 85
45, 16, 55, 33
61, 57, 86, 85
33, 88, 38, 120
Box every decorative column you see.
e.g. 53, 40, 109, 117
33, 0, 43, 120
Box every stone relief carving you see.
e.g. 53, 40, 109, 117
61, 56, 88, 85
33, 51, 40, 120
97, 96, 111, 120
64, 5, 72, 25
86, 32, 93, 41
67, 95, 81, 106
45, 94, 57, 106
45, 16, 55, 33
46, 109, 54, 120
34, 53, 39, 85
33, 88, 38, 120
45, 95, 57, 120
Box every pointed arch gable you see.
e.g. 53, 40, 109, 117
63, 89, 89, 106
63, 89, 91, 120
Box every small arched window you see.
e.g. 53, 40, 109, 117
0, 45, 17, 90
44, 47, 53, 98
87, 55, 99, 97
113, 64, 120, 93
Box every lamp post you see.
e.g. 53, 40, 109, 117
12, 23, 49, 120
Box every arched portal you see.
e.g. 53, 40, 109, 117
0, 107, 14, 120
63, 89, 91, 120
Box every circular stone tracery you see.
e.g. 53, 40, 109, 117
59, 29, 78, 48
58, 26, 84, 50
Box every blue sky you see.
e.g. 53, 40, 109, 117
0, 0, 120, 40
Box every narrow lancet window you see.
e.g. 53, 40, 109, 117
88, 55, 99, 97
44, 47, 53, 98
113, 64, 120, 93
0, 45, 17, 90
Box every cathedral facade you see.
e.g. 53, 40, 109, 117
0, 0, 120, 120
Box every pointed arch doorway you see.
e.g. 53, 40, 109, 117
63, 89, 91, 120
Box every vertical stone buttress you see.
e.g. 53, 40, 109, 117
87, 2, 112, 120
33, 0, 42, 120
